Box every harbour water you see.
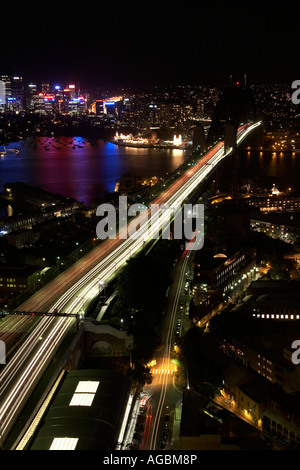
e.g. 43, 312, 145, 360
0, 136, 300, 207
0, 136, 187, 206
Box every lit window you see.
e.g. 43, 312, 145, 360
69, 380, 100, 407
69, 393, 94, 407
75, 381, 99, 394
50, 437, 78, 450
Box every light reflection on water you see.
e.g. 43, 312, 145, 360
241, 149, 300, 187
0, 137, 186, 205
219, 148, 300, 192
1, 139, 300, 206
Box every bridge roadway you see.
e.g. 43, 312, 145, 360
0, 121, 261, 447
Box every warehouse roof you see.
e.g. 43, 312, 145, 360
30, 369, 130, 451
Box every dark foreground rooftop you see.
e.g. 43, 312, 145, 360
29, 369, 130, 451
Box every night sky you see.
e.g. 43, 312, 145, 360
1, 1, 297, 89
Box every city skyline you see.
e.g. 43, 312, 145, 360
1, 3, 297, 89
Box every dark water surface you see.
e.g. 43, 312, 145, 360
1, 137, 300, 206
0, 136, 186, 205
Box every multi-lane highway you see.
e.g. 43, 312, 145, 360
0, 121, 261, 447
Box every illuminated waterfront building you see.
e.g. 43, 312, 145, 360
246, 195, 300, 213
173, 134, 182, 146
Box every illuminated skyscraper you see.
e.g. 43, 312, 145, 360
0, 79, 5, 110
11, 76, 23, 105
96, 100, 104, 117
0, 75, 24, 110
1, 76, 10, 99
68, 96, 85, 115
33, 93, 47, 114
41, 81, 50, 94
25, 83, 38, 109
105, 100, 116, 117
69, 84, 76, 99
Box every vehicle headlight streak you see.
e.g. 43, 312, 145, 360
0, 316, 72, 433
0, 122, 261, 444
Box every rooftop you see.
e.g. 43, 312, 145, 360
29, 369, 130, 451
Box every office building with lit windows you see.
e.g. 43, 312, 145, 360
0, 75, 24, 111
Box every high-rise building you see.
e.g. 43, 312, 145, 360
11, 76, 23, 99
63, 88, 71, 107
105, 100, 117, 117
68, 96, 85, 115
95, 100, 104, 117
68, 84, 76, 99
1, 75, 24, 111
0, 79, 5, 110
44, 94, 56, 114
1, 75, 10, 98
32, 93, 46, 114
41, 82, 50, 94
53, 86, 64, 114
25, 83, 38, 109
